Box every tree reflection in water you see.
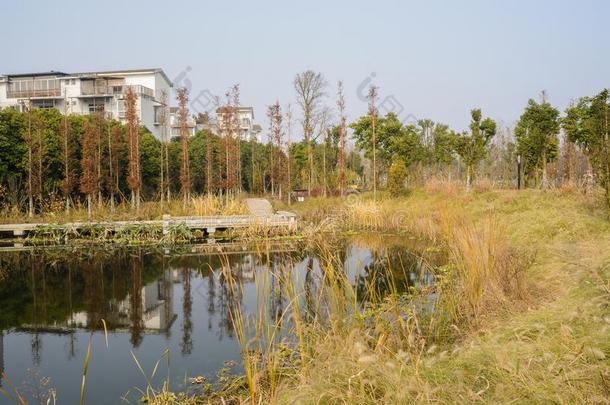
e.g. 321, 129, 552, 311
181, 268, 193, 355
0, 235, 443, 398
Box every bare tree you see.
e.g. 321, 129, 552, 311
218, 93, 232, 198
316, 107, 332, 197
95, 107, 105, 208
367, 85, 379, 200
80, 121, 100, 218
218, 85, 241, 200
158, 91, 169, 208
232, 85, 242, 193
108, 125, 122, 209
177, 87, 192, 205
60, 95, 73, 213
286, 104, 293, 204
267, 101, 284, 197
336, 81, 347, 195
294, 70, 327, 196
22, 100, 34, 217
200, 111, 214, 195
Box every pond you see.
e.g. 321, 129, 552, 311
0, 235, 441, 404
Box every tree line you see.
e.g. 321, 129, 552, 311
350, 85, 609, 210
1, 70, 609, 216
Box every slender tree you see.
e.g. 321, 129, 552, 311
286, 104, 293, 204
267, 101, 284, 197
219, 92, 232, 198
158, 91, 169, 208
125, 87, 141, 211
95, 107, 105, 207
367, 85, 378, 199
22, 100, 34, 217
200, 112, 214, 195
218, 85, 241, 200
336, 81, 347, 195
80, 122, 100, 218
109, 125, 122, 209
294, 70, 327, 195
60, 96, 73, 213
232, 85, 242, 192
318, 107, 331, 197
177, 87, 191, 205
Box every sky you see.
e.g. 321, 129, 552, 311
2, 0, 609, 138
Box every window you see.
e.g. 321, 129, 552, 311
117, 100, 125, 118
154, 106, 161, 124
33, 99, 56, 109
88, 99, 105, 114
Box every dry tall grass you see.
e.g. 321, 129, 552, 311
0, 194, 248, 224
151, 188, 610, 404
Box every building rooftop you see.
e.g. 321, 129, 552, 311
2, 71, 69, 78
1, 68, 172, 86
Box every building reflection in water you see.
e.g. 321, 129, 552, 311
0, 238, 438, 381
67, 259, 177, 339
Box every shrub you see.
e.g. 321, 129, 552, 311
388, 158, 408, 196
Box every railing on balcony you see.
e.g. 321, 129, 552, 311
6, 78, 61, 98
80, 83, 154, 98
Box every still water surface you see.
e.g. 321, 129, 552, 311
0, 236, 439, 404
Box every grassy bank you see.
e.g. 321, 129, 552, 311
267, 188, 610, 403
144, 189, 610, 403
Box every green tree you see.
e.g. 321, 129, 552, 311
0, 109, 26, 187
455, 109, 497, 189
515, 99, 560, 188
563, 89, 610, 210
140, 130, 161, 198
430, 123, 457, 177
351, 112, 424, 187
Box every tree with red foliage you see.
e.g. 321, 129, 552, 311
177, 87, 191, 205
125, 87, 141, 211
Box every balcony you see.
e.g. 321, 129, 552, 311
6, 78, 61, 99
80, 83, 154, 98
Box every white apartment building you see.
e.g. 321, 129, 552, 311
169, 106, 197, 138
0, 68, 172, 139
216, 106, 262, 142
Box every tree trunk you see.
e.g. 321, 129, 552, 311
372, 117, 377, 200
87, 194, 92, 220
466, 164, 472, 191
541, 149, 549, 189
585, 158, 594, 195
322, 138, 327, 198
28, 146, 34, 218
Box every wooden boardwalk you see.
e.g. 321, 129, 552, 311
0, 212, 297, 238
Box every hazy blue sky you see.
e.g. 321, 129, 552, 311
2, 0, 609, 136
